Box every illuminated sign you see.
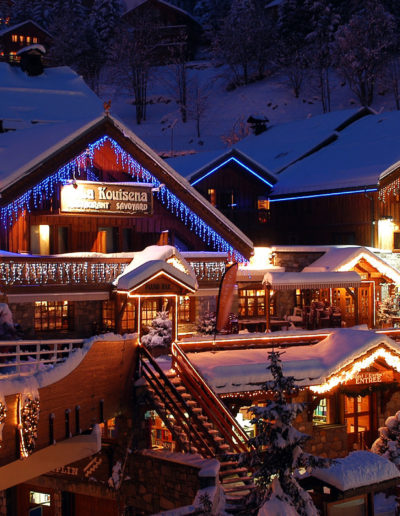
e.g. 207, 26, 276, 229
60, 181, 153, 216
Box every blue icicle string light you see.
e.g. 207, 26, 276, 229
1, 136, 245, 262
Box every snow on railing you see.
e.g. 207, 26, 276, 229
0, 339, 84, 378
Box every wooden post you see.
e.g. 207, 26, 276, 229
265, 285, 271, 332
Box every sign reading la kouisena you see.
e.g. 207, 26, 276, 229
60, 181, 153, 216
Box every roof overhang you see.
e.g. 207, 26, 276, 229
263, 271, 361, 290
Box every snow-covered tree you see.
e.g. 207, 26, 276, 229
194, 0, 231, 34
240, 351, 330, 515
305, 0, 340, 113
372, 410, 400, 468
90, 0, 123, 54
0, 0, 11, 29
10, 0, 33, 24
334, 0, 396, 106
197, 311, 216, 335
30, 0, 54, 30
141, 311, 172, 350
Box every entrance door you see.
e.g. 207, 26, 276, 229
344, 394, 373, 451
358, 284, 371, 326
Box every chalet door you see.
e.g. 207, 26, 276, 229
358, 285, 371, 326
344, 394, 374, 451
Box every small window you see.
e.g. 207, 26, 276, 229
142, 299, 158, 328
30, 491, 51, 506
257, 197, 270, 224
122, 301, 136, 332
102, 300, 115, 331
11, 34, 17, 42
19, 35, 24, 43
31, 225, 50, 255
208, 188, 216, 207
313, 398, 328, 425
33, 37, 38, 43
178, 295, 191, 323
34, 301, 73, 332
26, 36, 31, 44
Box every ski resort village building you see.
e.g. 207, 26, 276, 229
2, 60, 400, 515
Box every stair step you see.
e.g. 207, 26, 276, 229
220, 461, 240, 468
220, 467, 248, 477
223, 484, 257, 494
221, 476, 253, 485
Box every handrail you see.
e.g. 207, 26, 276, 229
0, 339, 84, 377
139, 345, 215, 457
171, 341, 250, 453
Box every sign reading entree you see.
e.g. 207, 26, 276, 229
60, 181, 153, 216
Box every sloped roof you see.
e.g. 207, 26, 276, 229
168, 108, 368, 183
0, 19, 52, 38
187, 328, 400, 393
0, 63, 103, 128
303, 246, 400, 284
123, 0, 197, 22
115, 259, 197, 291
271, 110, 400, 198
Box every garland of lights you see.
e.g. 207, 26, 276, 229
17, 394, 40, 458
338, 382, 397, 398
0, 136, 245, 262
379, 178, 400, 203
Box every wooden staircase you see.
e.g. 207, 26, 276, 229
138, 344, 256, 513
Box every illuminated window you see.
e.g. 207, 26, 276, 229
26, 36, 31, 44
142, 300, 158, 327
313, 397, 328, 425
30, 491, 51, 506
33, 37, 38, 43
178, 296, 191, 323
102, 300, 115, 331
100, 417, 117, 440
19, 35, 24, 43
208, 188, 216, 207
11, 34, 17, 42
121, 301, 136, 332
257, 197, 270, 224
34, 301, 73, 331
31, 225, 50, 255
238, 288, 270, 317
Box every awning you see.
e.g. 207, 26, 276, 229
263, 271, 361, 290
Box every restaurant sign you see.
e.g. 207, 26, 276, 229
347, 370, 394, 385
60, 181, 153, 216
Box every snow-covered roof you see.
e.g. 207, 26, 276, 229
123, 0, 197, 22
187, 328, 400, 393
115, 259, 197, 292
312, 451, 400, 491
169, 108, 367, 181
271, 110, 400, 198
114, 245, 198, 291
0, 63, 103, 129
304, 246, 400, 284
0, 19, 52, 38
263, 271, 361, 290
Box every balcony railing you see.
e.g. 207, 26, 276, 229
0, 339, 84, 378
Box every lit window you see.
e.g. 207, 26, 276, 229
142, 300, 158, 328
34, 301, 73, 332
33, 37, 38, 43
102, 300, 115, 331
31, 225, 50, 255
26, 36, 31, 44
238, 288, 269, 317
257, 197, 270, 224
11, 34, 17, 42
19, 35, 24, 43
208, 188, 216, 207
30, 491, 51, 506
313, 397, 328, 425
121, 301, 136, 332
100, 417, 117, 440
178, 296, 191, 323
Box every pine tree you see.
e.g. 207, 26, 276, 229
141, 311, 172, 350
197, 311, 216, 335
372, 410, 400, 467
31, 0, 54, 30
10, 0, 34, 24
240, 351, 330, 515
90, 0, 123, 52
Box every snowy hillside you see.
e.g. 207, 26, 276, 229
102, 62, 396, 157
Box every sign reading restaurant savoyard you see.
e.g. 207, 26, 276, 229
60, 181, 153, 216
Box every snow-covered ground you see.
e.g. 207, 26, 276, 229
100, 62, 397, 157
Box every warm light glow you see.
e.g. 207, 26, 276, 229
181, 333, 329, 346
378, 218, 396, 251
125, 271, 196, 294
311, 346, 400, 394
337, 251, 400, 283
166, 257, 190, 275
240, 247, 281, 270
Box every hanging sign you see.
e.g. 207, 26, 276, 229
60, 181, 153, 216
346, 370, 394, 385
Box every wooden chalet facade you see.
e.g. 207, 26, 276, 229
0, 20, 52, 63
123, 0, 201, 61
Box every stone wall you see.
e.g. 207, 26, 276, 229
274, 252, 325, 272
123, 452, 201, 514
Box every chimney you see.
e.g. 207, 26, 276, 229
17, 45, 46, 76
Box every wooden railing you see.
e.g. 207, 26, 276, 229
0, 339, 84, 377
171, 342, 250, 454
139, 345, 215, 457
